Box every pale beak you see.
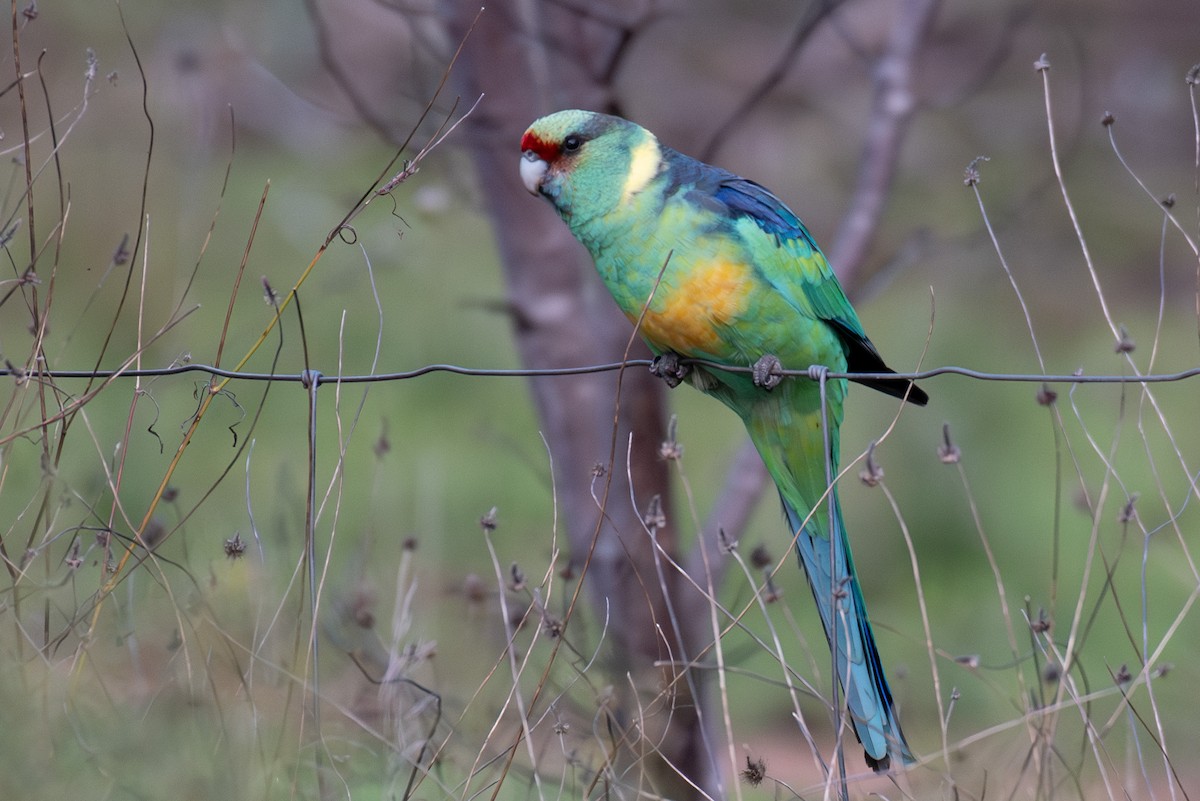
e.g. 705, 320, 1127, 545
520, 150, 549, 195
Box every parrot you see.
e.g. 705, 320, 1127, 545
519, 109, 926, 771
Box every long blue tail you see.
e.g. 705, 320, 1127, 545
783, 494, 913, 771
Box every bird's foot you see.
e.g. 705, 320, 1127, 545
752, 354, 784, 391
649, 351, 690, 389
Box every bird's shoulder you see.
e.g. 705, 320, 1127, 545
662, 150, 819, 250
660, 149, 866, 332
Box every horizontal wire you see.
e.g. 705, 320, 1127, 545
3, 359, 1200, 386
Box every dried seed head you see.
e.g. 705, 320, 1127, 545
658, 439, 684, 461
479, 507, 499, 533
1036, 383, 1058, 406
963, 155, 990, 187
508, 606, 527, 631
749, 544, 772, 569
741, 756, 767, 787
718, 527, 738, 554
659, 414, 684, 461
1031, 608, 1052, 634
1034, 53, 1050, 72
509, 562, 526, 592
64, 540, 82, 570
643, 494, 667, 531
1101, 111, 1115, 127
224, 532, 246, 559
6, 360, 26, 385
1117, 494, 1138, 525
858, 441, 884, 487
463, 573, 487, 604
1187, 63, 1200, 86
140, 519, 167, 550
1043, 662, 1061, 683
954, 654, 981, 670
1114, 324, 1135, 353
374, 426, 391, 458
1114, 663, 1132, 686
351, 590, 377, 629
113, 233, 131, 265
542, 612, 564, 638
937, 422, 961, 464
262, 277, 279, 307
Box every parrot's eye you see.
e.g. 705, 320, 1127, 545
562, 134, 584, 153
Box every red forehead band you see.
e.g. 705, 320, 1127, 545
520, 131, 560, 162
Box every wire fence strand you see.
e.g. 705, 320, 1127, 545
6, 360, 1200, 386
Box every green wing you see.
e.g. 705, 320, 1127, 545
713, 175, 927, 405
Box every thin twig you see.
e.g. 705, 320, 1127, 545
829, 0, 941, 286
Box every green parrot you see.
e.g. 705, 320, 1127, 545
519, 110, 926, 771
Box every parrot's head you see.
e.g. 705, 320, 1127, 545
520, 110, 662, 225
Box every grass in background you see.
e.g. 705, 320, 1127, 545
0, 7, 1198, 801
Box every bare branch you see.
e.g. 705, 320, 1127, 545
829, 0, 941, 285
699, 0, 846, 163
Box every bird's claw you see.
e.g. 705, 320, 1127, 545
649, 352, 690, 389
752, 354, 784, 390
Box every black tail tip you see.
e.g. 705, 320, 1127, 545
856, 376, 929, 407
904, 382, 929, 406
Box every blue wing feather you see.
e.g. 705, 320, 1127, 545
713, 177, 822, 250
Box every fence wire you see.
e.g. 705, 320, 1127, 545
5, 359, 1200, 386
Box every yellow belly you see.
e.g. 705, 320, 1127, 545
628, 257, 752, 355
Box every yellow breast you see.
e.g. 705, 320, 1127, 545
630, 257, 752, 355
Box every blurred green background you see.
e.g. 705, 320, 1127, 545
1, 0, 1198, 798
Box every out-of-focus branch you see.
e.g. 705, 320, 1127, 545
303, 0, 402, 140
830, 0, 942, 283
699, 0, 845, 163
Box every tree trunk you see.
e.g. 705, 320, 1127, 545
439, 3, 721, 798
